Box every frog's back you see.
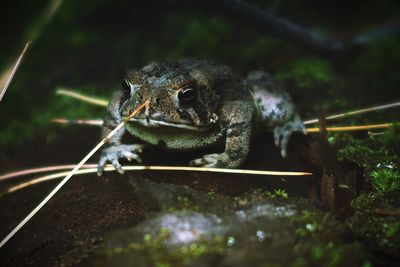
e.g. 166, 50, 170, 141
178, 58, 253, 102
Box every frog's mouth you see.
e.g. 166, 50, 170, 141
127, 117, 206, 131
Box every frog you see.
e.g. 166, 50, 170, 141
97, 58, 306, 175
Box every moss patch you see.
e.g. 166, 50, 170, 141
350, 191, 400, 257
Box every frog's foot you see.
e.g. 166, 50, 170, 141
190, 153, 230, 168
97, 144, 144, 176
273, 114, 306, 158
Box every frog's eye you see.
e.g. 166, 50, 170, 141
178, 88, 196, 105
122, 79, 132, 95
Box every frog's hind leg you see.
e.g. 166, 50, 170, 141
273, 114, 306, 157
246, 71, 306, 157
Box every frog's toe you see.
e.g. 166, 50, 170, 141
97, 144, 144, 176
279, 130, 291, 158
97, 153, 124, 176
190, 154, 219, 167
300, 124, 307, 135
273, 127, 282, 147
122, 151, 142, 163
190, 153, 229, 168
111, 158, 124, 174
190, 157, 208, 167
97, 156, 108, 176
273, 127, 287, 157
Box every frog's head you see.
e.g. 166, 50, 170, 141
119, 61, 219, 131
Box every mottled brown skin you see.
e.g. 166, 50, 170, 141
97, 59, 305, 175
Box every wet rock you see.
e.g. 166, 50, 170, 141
90, 177, 368, 267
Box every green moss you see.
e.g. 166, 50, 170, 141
105, 228, 227, 266
350, 192, 400, 255
383, 221, 400, 238
233, 188, 290, 206
162, 194, 205, 212
335, 128, 400, 192
380, 124, 400, 154
175, 196, 200, 211
265, 189, 289, 199
291, 210, 367, 267
370, 169, 400, 193
206, 191, 216, 201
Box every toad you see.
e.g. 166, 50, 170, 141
97, 59, 305, 175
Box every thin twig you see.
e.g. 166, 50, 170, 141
306, 123, 394, 133
0, 41, 32, 103
368, 131, 386, 137
372, 209, 400, 216
0, 100, 149, 248
50, 118, 103, 126
304, 101, 400, 125
56, 88, 109, 107
2, 165, 313, 195
0, 164, 97, 182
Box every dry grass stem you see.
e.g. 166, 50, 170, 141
56, 88, 108, 107
50, 118, 103, 126
2, 165, 313, 194
0, 164, 97, 182
304, 101, 400, 125
0, 41, 32, 103
306, 123, 394, 133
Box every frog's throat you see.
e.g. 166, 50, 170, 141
128, 117, 205, 131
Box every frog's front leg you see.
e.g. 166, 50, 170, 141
190, 101, 254, 168
97, 133, 144, 175
97, 92, 144, 176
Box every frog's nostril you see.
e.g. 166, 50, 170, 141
155, 98, 160, 103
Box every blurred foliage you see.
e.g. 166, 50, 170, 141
275, 57, 334, 88
0, 90, 104, 147
352, 37, 400, 91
